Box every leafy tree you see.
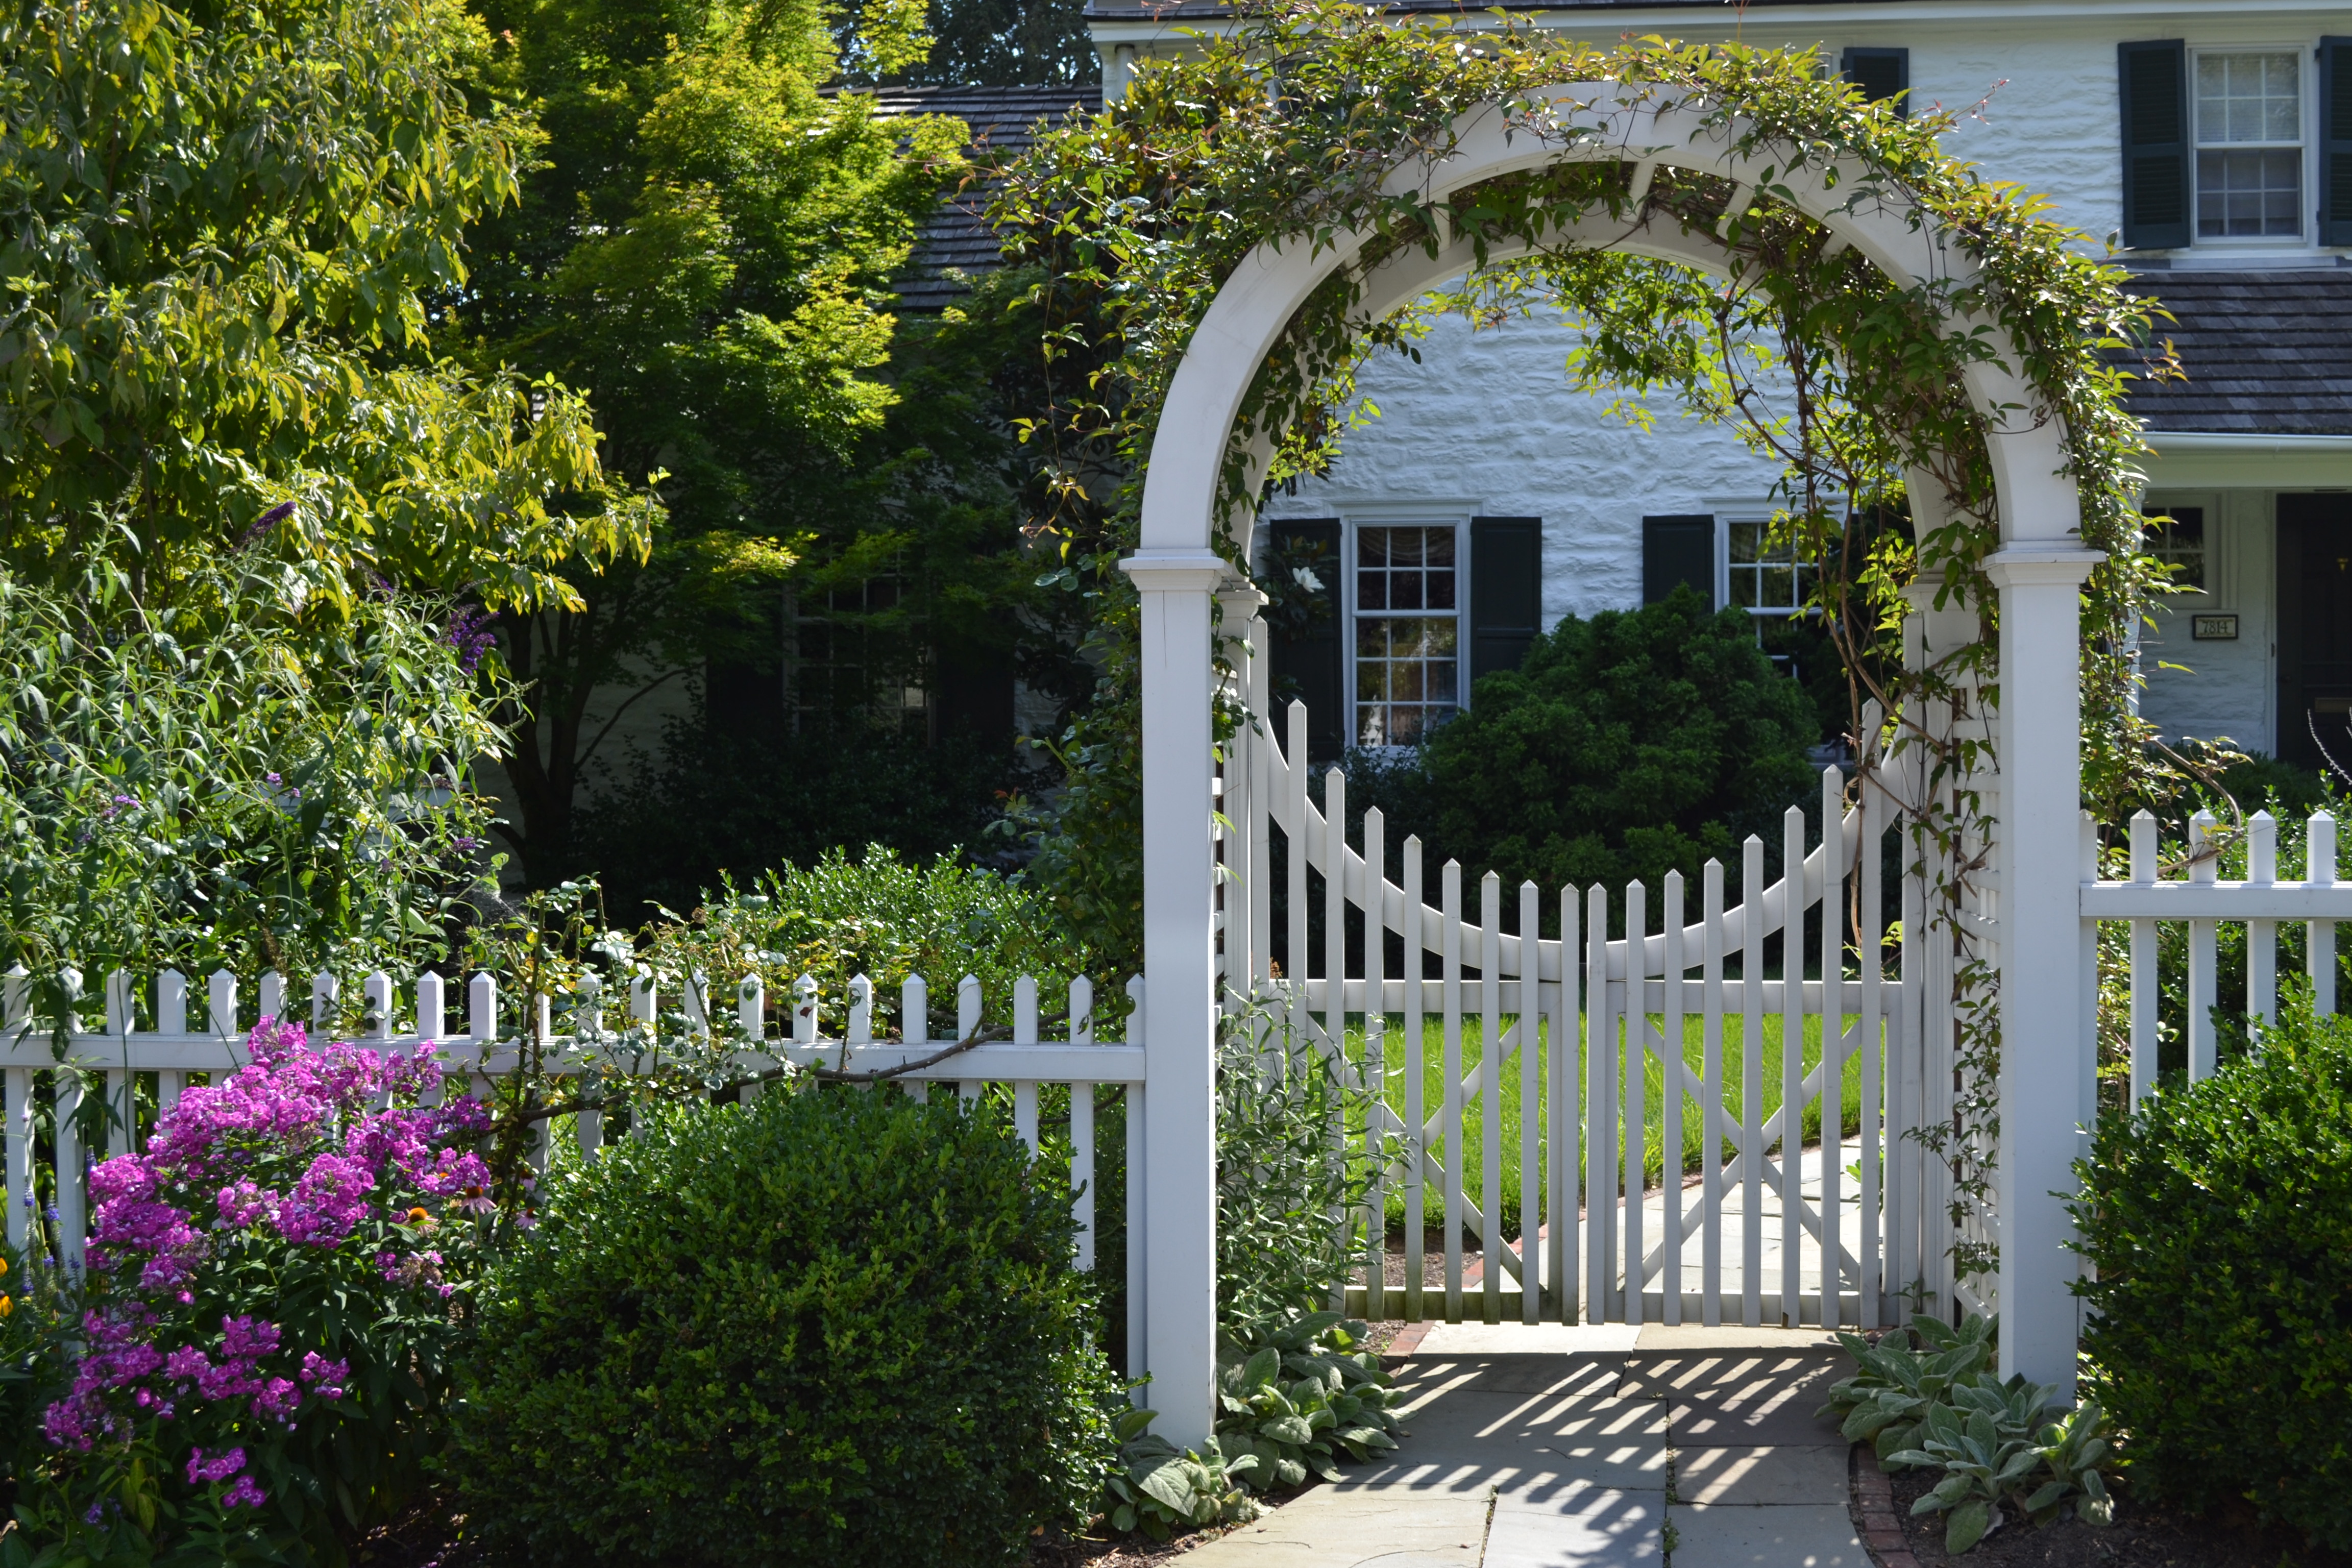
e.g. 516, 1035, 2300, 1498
0, 556, 507, 999
0, 0, 652, 609
867, 0, 1095, 87
458, 0, 1040, 886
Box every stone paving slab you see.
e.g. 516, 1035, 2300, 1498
1411, 1324, 1643, 1357
1392, 1352, 1626, 1399
1483, 1490, 1663, 1566
1672, 1443, 1851, 1505
1339, 1386, 1670, 1497
1169, 1490, 1491, 1567
1665, 1503, 1868, 1567
1632, 1325, 1845, 1353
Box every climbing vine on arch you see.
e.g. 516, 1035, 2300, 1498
994, 0, 2178, 1288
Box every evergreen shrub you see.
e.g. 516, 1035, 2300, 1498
1398, 584, 1818, 914
2074, 997, 2352, 1549
450, 1085, 1120, 1566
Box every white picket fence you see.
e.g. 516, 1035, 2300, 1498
1222, 690, 1937, 1329
2085, 803, 2352, 1102
0, 967, 1149, 1357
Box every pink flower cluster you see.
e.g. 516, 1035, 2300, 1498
46, 1016, 491, 1508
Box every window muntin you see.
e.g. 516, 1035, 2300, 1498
1726, 520, 1817, 614
2144, 506, 2207, 592
1353, 525, 1458, 746
2196, 52, 2303, 238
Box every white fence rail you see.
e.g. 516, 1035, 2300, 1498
1223, 687, 1950, 1330
2082, 805, 2352, 1104
1, 968, 1148, 1359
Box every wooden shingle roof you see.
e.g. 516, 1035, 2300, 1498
2123, 270, 2352, 437
871, 84, 1102, 312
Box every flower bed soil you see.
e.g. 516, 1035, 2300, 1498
1860, 1449, 2352, 1568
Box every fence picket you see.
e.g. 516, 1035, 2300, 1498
1859, 758, 1885, 1332
1701, 859, 1725, 1326
1518, 877, 1540, 1325
1820, 767, 1845, 1330
1441, 859, 1464, 1322
1070, 977, 1096, 1270
1404, 836, 1427, 1322
1364, 807, 1387, 1325
2248, 812, 2277, 1026
1550, 883, 1578, 1325
1585, 881, 1609, 1322
2188, 809, 2219, 1082
2313, 813, 2338, 1017
1480, 871, 1502, 1325
1661, 872, 1684, 1325
1623, 879, 1647, 1327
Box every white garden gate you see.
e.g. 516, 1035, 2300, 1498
1222, 685, 1941, 1334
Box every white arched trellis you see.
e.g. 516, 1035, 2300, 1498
1121, 88, 2100, 1446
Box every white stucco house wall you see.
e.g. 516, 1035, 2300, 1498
1058, 0, 2352, 767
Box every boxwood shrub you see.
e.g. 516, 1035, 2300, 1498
2074, 997, 2352, 1549
449, 1085, 1121, 1566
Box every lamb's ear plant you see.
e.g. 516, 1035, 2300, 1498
1215, 1312, 1405, 1489
1827, 1316, 2113, 1556
1102, 1408, 1264, 1540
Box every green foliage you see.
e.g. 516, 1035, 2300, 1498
572, 712, 1022, 926
2074, 996, 2352, 1551
0, 1245, 69, 1506
0, 558, 506, 993
1820, 1312, 1995, 1463
1415, 586, 1816, 922
450, 1086, 1122, 1566
0, 0, 649, 610
1214, 1312, 1404, 1491
459, 0, 1043, 885
631, 845, 1092, 1036
857, 0, 1095, 87
1100, 1413, 1262, 1541
1215, 1009, 1384, 1325
1823, 1316, 2111, 1556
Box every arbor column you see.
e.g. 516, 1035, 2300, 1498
1119, 547, 1229, 1448
1985, 548, 2102, 1397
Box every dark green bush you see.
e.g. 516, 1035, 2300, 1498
450, 1086, 1121, 1566
2074, 998, 2352, 1549
1414, 584, 1817, 919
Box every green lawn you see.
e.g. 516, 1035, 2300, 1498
1332, 1012, 1878, 1240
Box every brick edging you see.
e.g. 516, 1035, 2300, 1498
1851, 1443, 1923, 1568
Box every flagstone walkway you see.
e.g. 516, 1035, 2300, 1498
1175, 1324, 1868, 1568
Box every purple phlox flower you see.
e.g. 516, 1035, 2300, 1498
279, 1152, 375, 1245
264, 772, 281, 786
186, 1446, 246, 1485
164, 1344, 210, 1383
252, 1376, 301, 1422
298, 1352, 348, 1400
222, 1474, 268, 1510
218, 1316, 281, 1362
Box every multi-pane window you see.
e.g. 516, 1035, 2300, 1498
1726, 520, 1817, 615
2144, 506, 2207, 592
1354, 526, 1458, 746
793, 578, 928, 732
2196, 53, 2302, 238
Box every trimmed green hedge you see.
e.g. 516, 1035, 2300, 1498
450, 1086, 1121, 1566
2075, 998, 2352, 1549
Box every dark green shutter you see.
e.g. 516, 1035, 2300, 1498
1643, 516, 1716, 608
1468, 517, 1542, 689
1267, 519, 1345, 762
1841, 47, 1909, 115
2322, 38, 2352, 247
2119, 40, 2191, 250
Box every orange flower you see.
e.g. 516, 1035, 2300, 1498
1, 1294, 12, 1317
406, 1207, 431, 1224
